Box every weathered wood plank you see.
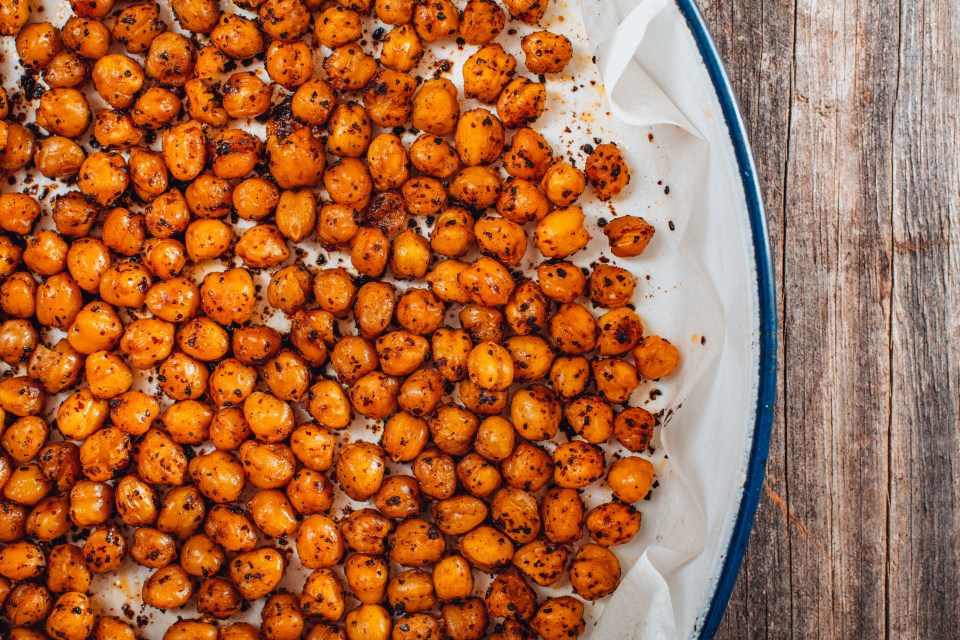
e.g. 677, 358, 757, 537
888, 0, 960, 635
699, 0, 795, 635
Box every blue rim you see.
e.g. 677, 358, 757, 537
670, 0, 779, 637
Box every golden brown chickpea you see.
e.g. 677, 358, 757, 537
55, 389, 107, 442
383, 570, 434, 616
301, 567, 346, 621
100, 208, 144, 257
110, 391, 160, 437
431, 494, 487, 536
189, 451, 245, 503
129, 88, 180, 132
210, 129, 261, 178
0, 499, 24, 542
374, 475, 422, 518
486, 568, 537, 620
290, 78, 336, 126
376, 330, 430, 376
592, 357, 640, 403
269, 127, 327, 189
0, 0, 28, 36
632, 335, 680, 379
296, 514, 346, 569
325, 158, 373, 209
454, 107, 506, 166
307, 624, 347, 640
275, 194, 316, 244
589, 264, 637, 309
457, 453, 502, 498
412, 448, 456, 500
145, 32, 196, 86
210, 407, 253, 451
131, 527, 178, 569
393, 613, 443, 640
136, 429, 188, 486
184, 219, 234, 262
0, 122, 35, 173
564, 394, 614, 444
477, 216, 529, 266
413, 0, 459, 41
511, 538, 567, 587
364, 137, 407, 194
180, 534, 226, 578
68, 481, 113, 528
457, 306, 503, 344
79, 426, 132, 480
329, 337, 378, 386
83, 524, 127, 573
239, 441, 296, 489
428, 207, 473, 257
98, 261, 152, 308
222, 72, 271, 118
343, 553, 389, 605
346, 604, 392, 640
614, 406, 655, 452
96, 617, 138, 640
0, 272, 36, 317
171, 0, 220, 33
35, 274, 83, 330
287, 425, 334, 472
287, 468, 336, 514
340, 507, 395, 556
449, 165, 502, 209
553, 440, 605, 489
546, 302, 595, 354
602, 216, 654, 258
397, 368, 446, 417
262, 592, 305, 640
540, 487, 585, 544
118, 318, 173, 371
530, 596, 585, 640
112, 2, 165, 53
186, 173, 234, 219
351, 281, 394, 339
459, 525, 515, 574
16, 22, 63, 70
460, 0, 504, 45
35, 136, 85, 180
596, 307, 644, 356
314, 5, 362, 47
411, 78, 459, 134
520, 30, 573, 74
204, 504, 258, 552
229, 548, 286, 600
42, 51, 89, 87
142, 564, 193, 610
268, 264, 312, 315
248, 489, 298, 538
265, 40, 314, 88
535, 206, 590, 257
497, 77, 546, 129
389, 518, 445, 567
28, 340, 83, 394
5, 582, 53, 626
230, 179, 278, 224
0, 540, 45, 580
430, 403, 482, 457
464, 340, 512, 391
161, 120, 207, 182
92, 54, 144, 108
60, 16, 110, 59
306, 378, 353, 429
379, 24, 423, 73
425, 260, 471, 304
462, 45, 515, 104
258, 0, 310, 41
608, 456, 655, 503
211, 13, 264, 59
143, 188, 188, 239
409, 135, 460, 180
115, 475, 159, 526
502, 441, 552, 492
586, 502, 641, 547
23, 230, 68, 276
497, 178, 547, 224
323, 44, 377, 91
350, 226, 390, 278
236, 224, 290, 268
197, 577, 243, 619
428, 328, 469, 382
145, 277, 200, 323
0, 237, 22, 279
27, 495, 72, 541
0, 320, 36, 364
200, 267, 256, 325
336, 441, 387, 501
311, 267, 356, 319
77, 151, 129, 207
459, 256, 516, 307
0, 377, 44, 418
510, 384, 561, 441
67, 301, 122, 355
47, 544, 91, 593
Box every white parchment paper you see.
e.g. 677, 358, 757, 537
0, 0, 764, 636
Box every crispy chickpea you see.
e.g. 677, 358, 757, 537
269, 127, 327, 189
397, 368, 446, 417
458, 256, 516, 307
157, 486, 207, 540
0, 320, 36, 364
502, 441, 552, 492
315, 6, 362, 47
456, 452, 501, 498
449, 165, 502, 209
180, 534, 226, 578
118, 318, 173, 371
585, 143, 630, 200
530, 596, 585, 640
350, 282, 393, 339
205, 504, 258, 552
266, 40, 314, 88
232, 177, 280, 222
132, 86, 182, 129
410, 134, 460, 179
365, 70, 417, 128
211, 14, 264, 59
429, 402, 480, 456
127, 148, 169, 201
68, 301, 123, 354
336, 441, 386, 501
325, 159, 374, 210
497, 77, 546, 128
268, 262, 312, 314
0, 377, 44, 418
83, 524, 127, 573
591, 357, 640, 403
186, 173, 233, 219
137, 429, 187, 485
229, 548, 285, 600
0, 123, 35, 172
47, 544, 91, 593
586, 502, 641, 546
349, 226, 389, 278
632, 335, 681, 379
239, 441, 296, 489
308, 625, 347, 640
553, 440, 605, 489
459, 524, 515, 574
210, 407, 252, 452
142, 564, 193, 610
536, 261, 585, 304
115, 475, 159, 526
393, 613, 443, 640
329, 337, 377, 386
197, 577, 243, 619
413, 0, 459, 41
340, 508, 395, 556
364, 136, 408, 194
343, 553, 389, 604
36, 89, 90, 138
291, 78, 337, 125
411, 78, 459, 135
248, 490, 298, 538
541, 487, 585, 544
428, 208, 473, 258
16, 22, 62, 70
564, 394, 614, 443
384, 570, 434, 616
80, 425, 132, 479
1, 272, 37, 317
0, 0, 28, 36
476, 215, 528, 266
112, 2, 165, 53
131, 528, 178, 569
189, 450, 245, 503
92, 54, 144, 108
162, 120, 207, 182
222, 72, 272, 118
4, 582, 53, 626
210, 129, 261, 178
412, 449, 456, 500
287, 468, 335, 514
521, 30, 573, 74
96, 617, 137, 640
379, 410, 430, 464
0, 500, 25, 542
374, 475, 422, 518
463, 341, 512, 391
547, 302, 596, 355
110, 391, 160, 437
61, 16, 110, 58
540, 161, 586, 207
389, 518, 445, 567
511, 538, 567, 587
200, 267, 256, 325
144, 188, 189, 239
157, 352, 209, 401
596, 307, 644, 356
460, 0, 504, 45
603, 215, 656, 257
432, 495, 487, 536
56, 389, 107, 441
323, 44, 377, 91
535, 206, 590, 257
380, 24, 423, 73
77, 151, 128, 206
35, 274, 83, 330
426, 260, 472, 304
236, 224, 290, 268
183, 219, 233, 263
262, 592, 305, 640
146, 277, 200, 323
259, 0, 310, 41
24, 230, 68, 275
35, 136, 85, 180
29, 340, 83, 394
171, 0, 220, 33
145, 32, 196, 86
608, 456, 655, 503
229, 325, 282, 367
0, 540, 45, 580
463, 45, 516, 104
589, 264, 637, 308
402, 176, 448, 216
305, 378, 352, 429
378, 330, 432, 376
346, 604, 392, 640
486, 568, 537, 620
433, 554, 473, 602
458, 306, 503, 345
301, 568, 346, 621
27, 495, 72, 541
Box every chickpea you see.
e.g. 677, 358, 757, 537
380, 25, 423, 72
461, 0, 505, 45
171, 0, 221, 33
197, 577, 243, 619
432, 554, 474, 602
47, 544, 91, 593
497, 77, 546, 128
486, 568, 537, 620
136, 429, 188, 485
336, 441, 386, 501
463, 45, 516, 104
512, 538, 568, 586
596, 307, 644, 356
96, 618, 137, 640
56, 389, 108, 441
189, 451, 245, 503
0, 123, 35, 172
248, 490, 298, 538
351, 226, 390, 278
449, 165, 502, 209
165, 620, 219, 640
531, 596, 585, 640
374, 475, 422, 518
591, 357, 640, 403
112, 2, 165, 53
35, 136, 85, 180
115, 475, 159, 526
289, 310, 335, 366
68, 301, 123, 354
180, 534, 226, 578
61, 17, 111, 59
5, 582, 53, 626
205, 504, 258, 552
412, 78, 459, 135
229, 548, 285, 600
0, 540, 45, 580
16, 22, 63, 70
521, 30, 573, 74
410, 135, 460, 180
425, 260, 471, 304
92, 54, 144, 108
393, 613, 443, 640
582, 142, 630, 200
239, 441, 296, 489
142, 564, 194, 610
24, 230, 68, 276
432, 495, 487, 536
603, 214, 656, 257
315, 6, 362, 47
0, 0, 28, 36
504, 129, 554, 180
397, 368, 446, 417
266, 40, 314, 88
231, 178, 278, 223
269, 127, 327, 189
83, 524, 127, 573
541, 487, 585, 544
325, 158, 373, 209
502, 441, 553, 492
389, 518, 444, 567
222, 72, 271, 119
211, 14, 265, 58
366, 70, 418, 128
262, 592, 305, 640
79, 426, 132, 480
633, 335, 681, 379
210, 407, 252, 451
29, 340, 83, 394
145, 32, 196, 86
131, 528, 178, 569
459, 304, 506, 343
145, 277, 200, 323
0, 320, 36, 364
301, 567, 346, 621
402, 176, 448, 216
109, 391, 160, 437
458, 256, 516, 307
287, 468, 335, 514
564, 394, 614, 443
0, 272, 37, 317
323, 44, 377, 91
412, 449, 456, 500
292, 78, 337, 125
340, 508, 394, 555
36, 89, 90, 139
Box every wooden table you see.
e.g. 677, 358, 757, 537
701, 0, 959, 636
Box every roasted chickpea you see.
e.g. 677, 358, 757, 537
236, 224, 290, 268
511, 538, 568, 587
79, 426, 132, 480
4, 582, 53, 626
171, 0, 220, 33
115, 475, 159, 525
28, 340, 83, 394
432, 495, 487, 535
351, 226, 390, 278
287, 468, 335, 515
397, 368, 446, 417
632, 335, 681, 379
136, 429, 188, 485
128, 148, 170, 202
425, 260, 471, 304
460, 0, 504, 45
200, 267, 256, 325
336, 441, 386, 501
0, 0, 29, 36
486, 568, 537, 620
374, 475, 422, 518
68, 301, 122, 354
258, 0, 310, 41
112, 2, 165, 53
389, 517, 445, 567
463, 45, 516, 104
180, 534, 226, 578
449, 165, 502, 209
266, 40, 314, 88
16, 22, 63, 70
399, 177, 446, 216
376, 330, 430, 376
60, 16, 110, 59
131, 527, 178, 568
306, 378, 353, 429
157, 486, 207, 539
411, 78, 459, 135
132, 86, 182, 129
269, 127, 327, 189
92, 54, 144, 108
248, 490, 298, 538
323, 44, 377, 91
510, 385, 564, 441
553, 440, 605, 489
354, 281, 396, 339
502, 441, 552, 492
222, 72, 272, 118
35, 136, 85, 180
83, 524, 127, 573
189, 451, 245, 503
530, 596, 585, 640
210, 407, 253, 451
47, 544, 91, 593
204, 504, 258, 552
211, 14, 264, 59
300, 568, 346, 621
197, 577, 243, 619
0, 123, 35, 172
564, 394, 614, 443
0, 320, 36, 364
412, 449, 456, 500
596, 307, 644, 356
458, 256, 516, 307
142, 564, 193, 610
603, 214, 656, 257
520, 30, 573, 74
459, 305, 505, 343
262, 592, 305, 640
410, 134, 461, 179
229, 548, 286, 600
430, 327, 471, 381
239, 441, 296, 489
380, 24, 423, 72
591, 357, 640, 403
110, 391, 161, 436
145, 32, 196, 86
541, 487, 585, 544
99, 261, 152, 308
162, 120, 207, 182
459, 524, 514, 573
36, 89, 90, 139
291, 78, 337, 125
585, 142, 631, 199
325, 158, 374, 209
96, 617, 138, 640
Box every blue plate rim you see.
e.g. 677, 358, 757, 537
669, 0, 779, 637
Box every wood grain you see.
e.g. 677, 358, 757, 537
701, 0, 960, 635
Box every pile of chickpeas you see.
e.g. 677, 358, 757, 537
0, 0, 682, 636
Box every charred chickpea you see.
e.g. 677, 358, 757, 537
233, 177, 280, 221
549, 302, 597, 354
603, 214, 656, 257
586, 502, 642, 547
380, 24, 423, 72
130, 528, 178, 569
632, 335, 681, 379
461, 0, 505, 45
397, 368, 446, 417
463, 45, 516, 103
591, 357, 640, 403
315, 6, 362, 47
585, 142, 631, 200
261, 592, 305, 640
112, 2, 165, 54
596, 307, 644, 356
521, 30, 573, 74
502, 441, 553, 492
229, 548, 286, 600
69, 0, 115, 18
365, 70, 418, 128
531, 597, 586, 640
449, 165, 502, 209
324, 44, 377, 91
16, 22, 63, 71
381, 411, 429, 463
211, 14, 265, 59
541, 161, 586, 206
142, 564, 194, 610
222, 72, 272, 118
374, 475, 422, 518
132, 86, 182, 129
258, 0, 311, 41
292, 78, 337, 125
565, 394, 614, 443
61, 17, 111, 59
42, 50, 87, 88
426, 260, 472, 304
402, 176, 448, 216
269, 127, 327, 189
